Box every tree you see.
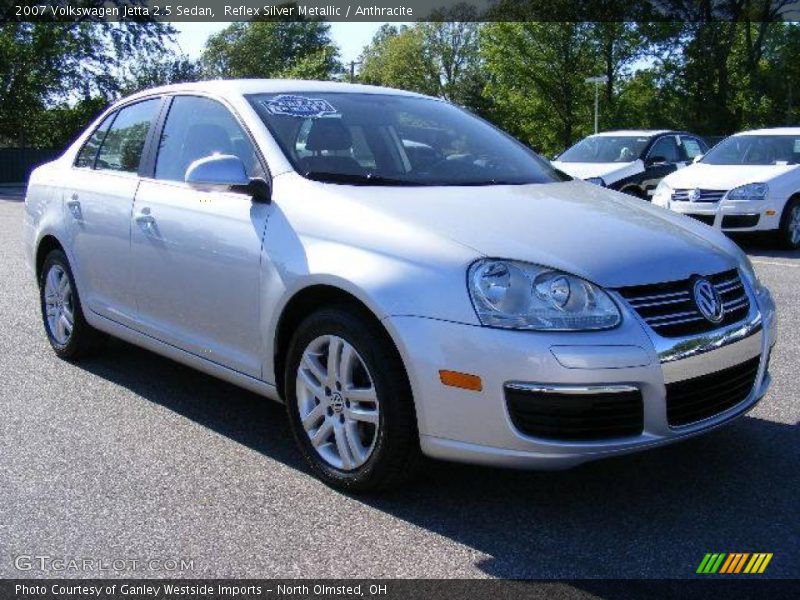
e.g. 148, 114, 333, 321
201, 20, 340, 80
0, 20, 174, 146
358, 25, 439, 97
358, 11, 483, 110
118, 53, 202, 96
481, 22, 598, 154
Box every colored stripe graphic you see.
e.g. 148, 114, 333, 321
699, 553, 773, 574
697, 553, 727, 573
744, 553, 774, 574
720, 553, 749, 573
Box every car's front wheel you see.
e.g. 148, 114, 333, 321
39, 249, 106, 359
778, 197, 800, 249
284, 306, 421, 491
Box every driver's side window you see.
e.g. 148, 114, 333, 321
155, 95, 261, 182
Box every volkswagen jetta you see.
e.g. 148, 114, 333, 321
23, 81, 777, 491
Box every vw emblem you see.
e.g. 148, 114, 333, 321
688, 188, 702, 202
693, 278, 724, 323
331, 392, 345, 413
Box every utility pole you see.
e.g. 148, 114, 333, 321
348, 60, 362, 83
585, 75, 608, 134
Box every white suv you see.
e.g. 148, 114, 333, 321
653, 127, 800, 248
23, 80, 776, 491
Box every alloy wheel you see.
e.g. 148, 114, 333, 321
790, 205, 800, 246
295, 335, 380, 471
44, 264, 74, 346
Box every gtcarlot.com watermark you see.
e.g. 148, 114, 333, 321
14, 554, 195, 573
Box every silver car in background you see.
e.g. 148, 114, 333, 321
23, 81, 777, 491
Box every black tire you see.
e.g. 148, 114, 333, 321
284, 305, 422, 492
39, 249, 107, 359
777, 197, 800, 250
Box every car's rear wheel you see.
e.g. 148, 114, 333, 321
39, 250, 106, 359
778, 197, 800, 249
284, 306, 421, 491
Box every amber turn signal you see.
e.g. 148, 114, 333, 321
439, 370, 483, 391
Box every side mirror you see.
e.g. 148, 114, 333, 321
185, 154, 270, 203
693, 154, 704, 163
646, 155, 668, 167
186, 154, 249, 188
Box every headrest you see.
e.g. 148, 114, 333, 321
305, 119, 352, 152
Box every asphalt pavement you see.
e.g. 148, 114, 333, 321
0, 194, 797, 580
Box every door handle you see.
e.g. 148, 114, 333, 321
134, 209, 156, 234
66, 197, 82, 221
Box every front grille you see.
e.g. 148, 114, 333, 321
722, 214, 760, 229
618, 269, 750, 337
686, 213, 715, 225
666, 356, 761, 426
672, 189, 726, 202
505, 387, 644, 441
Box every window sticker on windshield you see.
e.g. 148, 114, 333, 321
262, 95, 338, 118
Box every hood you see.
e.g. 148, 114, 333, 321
307, 178, 738, 289
664, 162, 798, 190
551, 160, 640, 184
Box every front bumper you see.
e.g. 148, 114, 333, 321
384, 284, 777, 469
667, 197, 783, 232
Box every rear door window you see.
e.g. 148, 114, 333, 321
95, 99, 160, 174
680, 136, 706, 160
75, 113, 115, 169
648, 136, 681, 163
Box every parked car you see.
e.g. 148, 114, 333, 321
24, 81, 776, 491
653, 127, 800, 249
552, 130, 708, 199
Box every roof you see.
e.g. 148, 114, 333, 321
591, 130, 672, 137
123, 79, 430, 103
733, 127, 800, 136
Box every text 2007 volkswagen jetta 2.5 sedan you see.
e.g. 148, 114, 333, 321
24, 81, 777, 491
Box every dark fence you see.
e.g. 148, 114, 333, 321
0, 148, 60, 184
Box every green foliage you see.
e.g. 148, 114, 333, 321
118, 53, 202, 97
201, 20, 341, 80
4, 16, 800, 156
358, 7, 484, 110
482, 23, 598, 154
0, 20, 174, 147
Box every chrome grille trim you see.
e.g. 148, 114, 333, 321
671, 189, 727, 202
617, 269, 751, 337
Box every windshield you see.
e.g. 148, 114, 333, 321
247, 92, 566, 186
702, 134, 800, 165
558, 136, 650, 163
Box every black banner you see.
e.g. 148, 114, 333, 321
3, 0, 800, 23
2, 579, 799, 600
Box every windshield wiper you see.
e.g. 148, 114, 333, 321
303, 171, 424, 186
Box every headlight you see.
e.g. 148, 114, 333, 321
468, 259, 621, 331
726, 183, 768, 201
652, 180, 672, 207
585, 177, 605, 187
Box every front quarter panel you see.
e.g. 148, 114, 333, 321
260, 172, 482, 386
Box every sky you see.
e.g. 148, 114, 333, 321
173, 22, 400, 65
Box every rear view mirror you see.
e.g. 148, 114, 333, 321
185, 154, 249, 188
